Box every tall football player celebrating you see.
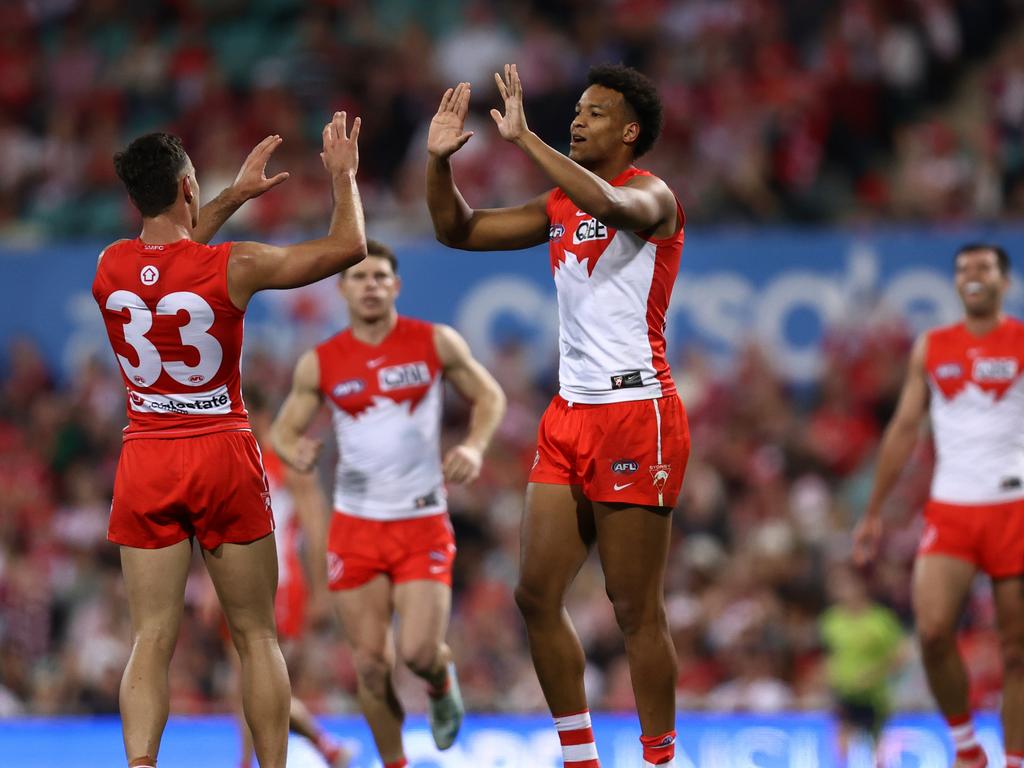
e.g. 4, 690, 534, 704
427, 64, 688, 768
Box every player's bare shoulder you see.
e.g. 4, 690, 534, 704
621, 172, 679, 240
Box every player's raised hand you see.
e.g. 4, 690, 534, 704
229, 134, 290, 201
428, 82, 475, 159
490, 63, 529, 143
852, 513, 883, 566
320, 111, 360, 177
287, 435, 323, 474
443, 443, 483, 485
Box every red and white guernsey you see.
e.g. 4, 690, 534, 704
926, 317, 1024, 504
317, 316, 445, 520
547, 166, 684, 404
93, 238, 249, 439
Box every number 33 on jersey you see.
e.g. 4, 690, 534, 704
93, 238, 250, 439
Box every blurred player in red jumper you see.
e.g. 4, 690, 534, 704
855, 244, 1024, 768
271, 241, 506, 768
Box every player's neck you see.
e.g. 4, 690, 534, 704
964, 312, 1004, 337
139, 211, 193, 246
583, 155, 632, 182
351, 311, 398, 346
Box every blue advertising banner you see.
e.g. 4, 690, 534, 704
0, 711, 1006, 767
5, 227, 1024, 384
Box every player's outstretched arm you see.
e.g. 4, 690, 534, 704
853, 335, 930, 565
426, 81, 550, 251
193, 134, 291, 245
272, 350, 333, 593
270, 350, 325, 474
227, 112, 367, 309
434, 324, 507, 484
491, 63, 677, 235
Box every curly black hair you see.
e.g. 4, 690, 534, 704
587, 64, 663, 158
113, 132, 190, 218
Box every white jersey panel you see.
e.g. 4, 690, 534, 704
930, 376, 1024, 504
556, 231, 663, 404
330, 376, 446, 520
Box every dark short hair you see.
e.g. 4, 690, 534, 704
113, 132, 190, 218
587, 64, 663, 158
955, 243, 1010, 275
341, 238, 398, 277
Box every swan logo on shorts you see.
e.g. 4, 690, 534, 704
532, 451, 540, 470
140, 265, 159, 285
327, 552, 344, 583
649, 463, 672, 490
612, 459, 639, 474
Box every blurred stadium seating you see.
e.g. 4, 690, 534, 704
2, 0, 1024, 766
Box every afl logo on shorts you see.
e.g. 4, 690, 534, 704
140, 265, 160, 285
612, 459, 638, 474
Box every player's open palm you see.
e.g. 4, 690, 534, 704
320, 111, 360, 177
491, 63, 529, 143
428, 82, 474, 159
444, 444, 483, 485
231, 134, 290, 200
852, 514, 883, 566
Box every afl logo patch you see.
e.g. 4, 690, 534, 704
140, 265, 159, 285
332, 379, 365, 398
549, 224, 565, 239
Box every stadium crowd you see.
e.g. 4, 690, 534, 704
0, 0, 1023, 243
0, 316, 1004, 718
0, 0, 1017, 728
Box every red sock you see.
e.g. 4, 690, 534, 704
384, 760, 408, 768
554, 709, 600, 767
1006, 751, 1024, 768
317, 732, 343, 761
946, 714, 985, 764
641, 730, 677, 765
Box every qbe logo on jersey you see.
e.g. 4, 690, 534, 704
378, 362, 431, 391
572, 217, 609, 245
973, 357, 1019, 382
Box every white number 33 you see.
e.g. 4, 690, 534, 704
106, 290, 223, 388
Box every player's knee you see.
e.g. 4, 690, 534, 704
607, 590, 660, 636
1000, 633, 1024, 676
514, 580, 558, 620
917, 620, 956, 658
132, 628, 177, 660
352, 647, 392, 697
400, 641, 441, 677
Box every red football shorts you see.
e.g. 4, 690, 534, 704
108, 430, 275, 551
529, 394, 690, 507
326, 511, 456, 591
920, 498, 1024, 578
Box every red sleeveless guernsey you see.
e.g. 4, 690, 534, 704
92, 237, 250, 439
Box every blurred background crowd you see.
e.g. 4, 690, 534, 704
2, 0, 1024, 242
0, 0, 1016, 726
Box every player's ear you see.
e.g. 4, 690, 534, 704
622, 121, 640, 150
181, 174, 194, 204
393, 275, 402, 298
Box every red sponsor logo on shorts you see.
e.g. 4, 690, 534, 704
649, 463, 672, 490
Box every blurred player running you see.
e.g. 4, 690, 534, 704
271, 241, 506, 768
427, 64, 687, 768
95, 112, 366, 768
223, 390, 350, 768
854, 244, 1024, 768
